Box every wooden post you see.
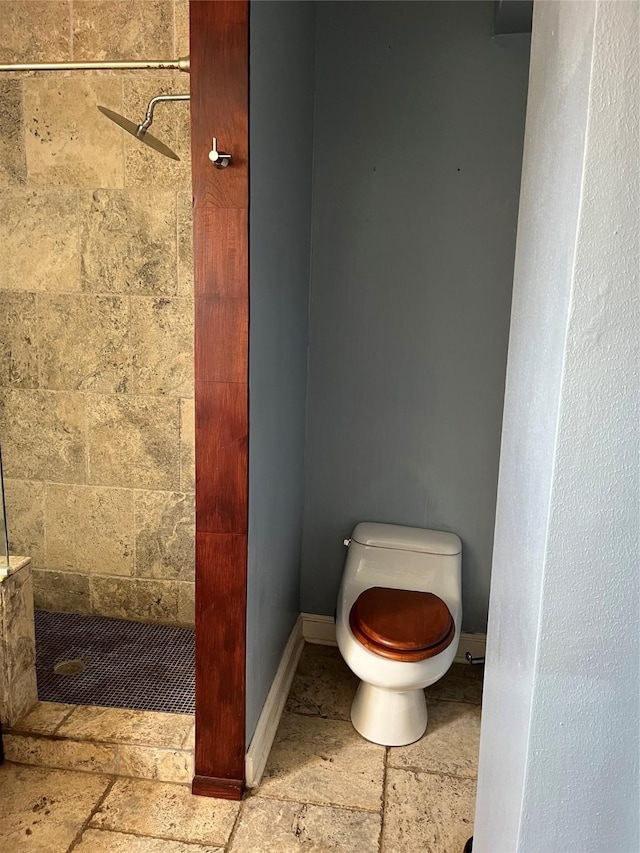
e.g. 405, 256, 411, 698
190, 0, 249, 800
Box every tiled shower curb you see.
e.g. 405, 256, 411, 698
4, 702, 194, 784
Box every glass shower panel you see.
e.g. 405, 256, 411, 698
0, 442, 9, 573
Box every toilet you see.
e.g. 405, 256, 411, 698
336, 522, 462, 746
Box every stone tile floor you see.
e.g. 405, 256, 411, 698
0, 643, 483, 852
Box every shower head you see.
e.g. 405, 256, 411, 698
97, 93, 190, 161
97, 106, 180, 160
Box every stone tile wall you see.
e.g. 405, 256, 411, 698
0, 0, 195, 626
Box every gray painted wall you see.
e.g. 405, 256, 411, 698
301, 1, 530, 630
474, 1, 639, 849
247, 1, 315, 740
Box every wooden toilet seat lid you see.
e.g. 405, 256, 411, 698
349, 587, 455, 662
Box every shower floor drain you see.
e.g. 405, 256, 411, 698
35, 610, 194, 714
53, 658, 87, 676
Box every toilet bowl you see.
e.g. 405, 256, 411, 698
336, 522, 462, 746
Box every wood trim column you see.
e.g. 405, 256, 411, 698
189, 0, 249, 801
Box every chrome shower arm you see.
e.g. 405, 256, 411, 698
136, 93, 190, 137
0, 56, 190, 73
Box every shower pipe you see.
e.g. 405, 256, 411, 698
137, 93, 190, 134
0, 56, 190, 73
97, 93, 191, 160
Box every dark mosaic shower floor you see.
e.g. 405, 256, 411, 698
35, 610, 195, 714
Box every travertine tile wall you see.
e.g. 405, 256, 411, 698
0, 0, 195, 626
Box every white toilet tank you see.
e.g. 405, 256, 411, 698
342, 522, 462, 618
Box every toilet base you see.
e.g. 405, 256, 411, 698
350, 682, 428, 746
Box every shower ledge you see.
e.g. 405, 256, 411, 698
3, 702, 195, 785
0, 555, 31, 580
0, 556, 38, 727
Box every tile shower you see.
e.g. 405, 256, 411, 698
0, 0, 195, 712
0, 0, 194, 628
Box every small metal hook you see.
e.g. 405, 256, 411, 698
209, 137, 232, 169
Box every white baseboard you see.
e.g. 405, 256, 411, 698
300, 612, 337, 646
301, 612, 486, 664
245, 615, 305, 788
